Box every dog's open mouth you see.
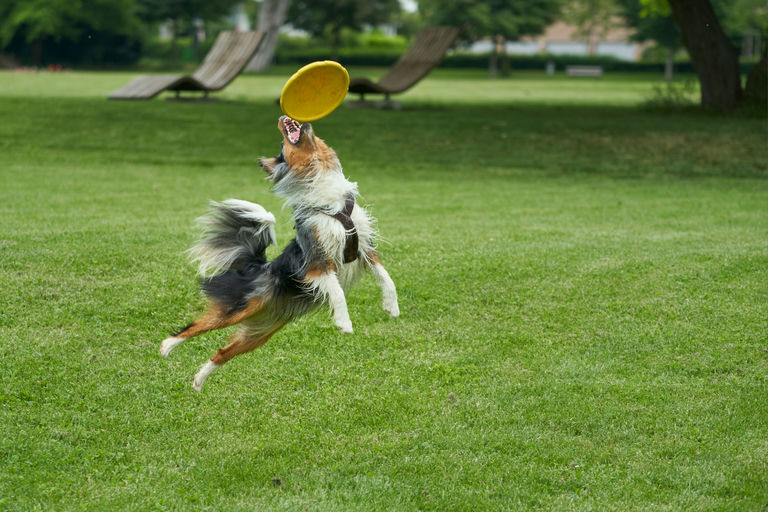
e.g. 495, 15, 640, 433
281, 116, 302, 145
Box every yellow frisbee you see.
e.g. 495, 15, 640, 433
280, 61, 350, 122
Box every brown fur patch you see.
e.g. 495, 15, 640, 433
176, 298, 265, 339
210, 324, 285, 365
282, 136, 338, 179
367, 251, 382, 265
304, 258, 335, 280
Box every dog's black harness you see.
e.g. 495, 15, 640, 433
328, 194, 358, 263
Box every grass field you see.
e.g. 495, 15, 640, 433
0, 68, 766, 511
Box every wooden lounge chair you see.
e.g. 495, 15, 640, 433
109, 31, 264, 100
347, 26, 459, 109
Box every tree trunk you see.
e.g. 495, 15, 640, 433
744, 43, 767, 105
664, 46, 674, 81
169, 19, 178, 69
488, 47, 498, 79
488, 36, 501, 79
667, 0, 742, 112
587, 25, 596, 56
497, 35, 509, 77
192, 24, 199, 62
246, 0, 292, 72
32, 38, 43, 67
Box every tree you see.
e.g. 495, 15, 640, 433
562, 0, 619, 55
419, 0, 561, 77
720, 0, 767, 58
136, 0, 243, 66
0, 0, 142, 66
665, 0, 742, 111
744, 28, 766, 105
721, 0, 767, 106
288, 0, 401, 59
247, 0, 292, 72
628, 0, 766, 107
620, 0, 681, 80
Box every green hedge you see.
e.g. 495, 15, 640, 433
275, 48, 759, 74
139, 37, 760, 75
274, 47, 405, 67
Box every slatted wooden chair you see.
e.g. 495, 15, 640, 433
109, 31, 264, 100
347, 27, 459, 108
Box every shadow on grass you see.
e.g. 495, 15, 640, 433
0, 96, 765, 181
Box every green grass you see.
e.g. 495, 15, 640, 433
1, 67, 698, 106
0, 69, 766, 511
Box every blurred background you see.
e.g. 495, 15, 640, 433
0, 0, 764, 81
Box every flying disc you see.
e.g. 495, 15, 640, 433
280, 61, 349, 122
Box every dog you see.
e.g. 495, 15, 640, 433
160, 116, 400, 392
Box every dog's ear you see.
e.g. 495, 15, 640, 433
259, 157, 276, 175
303, 124, 316, 149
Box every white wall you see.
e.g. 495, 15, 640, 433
595, 42, 636, 61
546, 42, 588, 56
506, 42, 540, 55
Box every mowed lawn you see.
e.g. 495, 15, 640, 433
0, 69, 766, 511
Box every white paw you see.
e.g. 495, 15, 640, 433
160, 337, 184, 357
383, 296, 400, 318
335, 319, 354, 334
192, 375, 203, 393
192, 361, 219, 392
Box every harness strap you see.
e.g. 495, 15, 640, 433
329, 194, 358, 263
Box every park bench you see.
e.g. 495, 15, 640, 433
109, 31, 264, 100
565, 65, 604, 77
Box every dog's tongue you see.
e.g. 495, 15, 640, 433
284, 117, 301, 144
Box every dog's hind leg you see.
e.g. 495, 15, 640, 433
192, 322, 283, 392
160, 298, 265, 357
367, 251, 399, 318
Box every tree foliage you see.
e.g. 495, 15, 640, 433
419, 0, 560, 76
620, 0, 680, 49
0, 0, 143, 65
0, 0, 140, 47
561, 0, 619, 53
288, 0, 400, 55
135, 0, 242, 26
135, 0, 242, 65
0, 0, 245, 66
419, 0, 561, 41
632, 0, 767, 44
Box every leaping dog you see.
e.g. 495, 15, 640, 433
160, 116, 400, 392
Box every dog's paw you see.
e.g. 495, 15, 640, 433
160, 337, 184, 357
335, 319, 354, 334
193, 361, 219, 392
192, 375, 204, 393
382, 291, 400, 318
384, 299, 400, 318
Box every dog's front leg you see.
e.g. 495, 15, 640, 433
306, 272, 353, 333
367, 251, 400, 318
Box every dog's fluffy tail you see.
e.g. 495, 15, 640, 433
189, 199, 277, 278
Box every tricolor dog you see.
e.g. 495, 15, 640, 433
160, 116, 399, 392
